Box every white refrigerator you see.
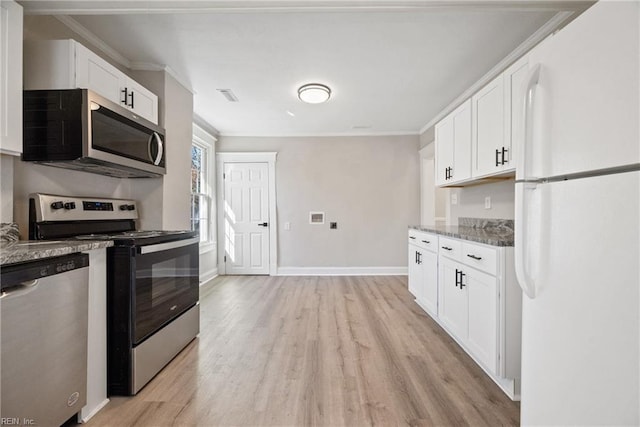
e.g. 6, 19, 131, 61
515, 1, 639, 425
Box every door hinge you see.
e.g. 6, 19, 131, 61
224, 255, 227, 262
223, 173, 226, 179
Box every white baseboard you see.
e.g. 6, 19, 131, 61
276, 266, 407, 276
200, 267, 218, 284
80, 398, 110, 423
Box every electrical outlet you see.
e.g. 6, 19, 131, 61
284, 222, 291, 230
485, 197, 491, 209
451, 193, 458, 205
330, 222, 337, 229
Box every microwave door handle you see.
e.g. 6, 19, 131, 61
148, 132, 164, 166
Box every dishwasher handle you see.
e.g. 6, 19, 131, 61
0, 279, 40, 300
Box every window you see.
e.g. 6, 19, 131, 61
190, 124, 216, 246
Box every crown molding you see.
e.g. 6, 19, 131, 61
22, 1, 594, 15
217, 130, 420, 138
419, 9, 576, 135
129, 62, 195, 94
54, 16, 194, 94
55, 15, 132, 68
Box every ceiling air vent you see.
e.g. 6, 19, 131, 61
217, 89, 239, 102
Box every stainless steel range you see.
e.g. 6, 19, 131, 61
29, 193, 200, 395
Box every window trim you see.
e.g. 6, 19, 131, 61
191, 124, 217, 254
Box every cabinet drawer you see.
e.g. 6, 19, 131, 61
462, 242, 497, 276
408, 230, 438, 253
439, 237, 461, 260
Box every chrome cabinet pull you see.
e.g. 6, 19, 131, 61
467, 254, 482, 260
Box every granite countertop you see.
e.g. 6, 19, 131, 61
0, 240, 114, 266
410, 218, 514, 247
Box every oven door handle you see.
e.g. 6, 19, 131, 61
139, 236, 200, 254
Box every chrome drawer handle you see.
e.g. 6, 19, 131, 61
441, 246, 453, 251
467, 254, 482, 260
421, 240, 430, 244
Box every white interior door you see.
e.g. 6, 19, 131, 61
223, 162, 270, 275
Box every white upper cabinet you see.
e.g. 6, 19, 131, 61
472, 74, 506, 177
435, 53, 530, 186
435, 99, 471, 186
24, 39, 158, 124
0, 0, 23, 156
503, 55, 529, 174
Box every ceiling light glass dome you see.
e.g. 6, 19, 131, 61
298, 83, 331, 104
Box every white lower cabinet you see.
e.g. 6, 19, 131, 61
438, 257, 468, 339
407, 230, 439, 317
466, 267, 498, 374
408, 229, 521, 399
408, 242, 423, 299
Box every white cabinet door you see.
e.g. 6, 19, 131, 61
438, 257, 468, 340
503, 55, 529, 173
466, 267, 498, 374
75, 42, 126, 107
125, 78, 158, 124
435, 99, 471, 186
472, 74, 505, 177
407, 244, 423, 299
435, 116, 454, 186
0, 0, 23, 155
419, 249, 438, 317
451, 99, 472, 182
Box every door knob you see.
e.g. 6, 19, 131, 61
258, 222, 268, 227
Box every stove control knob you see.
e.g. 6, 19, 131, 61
119, 204, 128, 211
64, 202, 76, 210
127, 204, 135, 211
51, 201, 64, 210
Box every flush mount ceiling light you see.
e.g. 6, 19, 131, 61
298, 83, 331, 104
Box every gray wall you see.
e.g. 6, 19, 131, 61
218, 135, 420, 269
448, 180, 515, 224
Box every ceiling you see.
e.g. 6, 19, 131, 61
20, 1, 591, 137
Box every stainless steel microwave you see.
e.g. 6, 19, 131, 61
23, 89, 166, 178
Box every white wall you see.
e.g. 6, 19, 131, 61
218, 135, 420, 271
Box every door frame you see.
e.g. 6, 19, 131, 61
216, 152, 278, 276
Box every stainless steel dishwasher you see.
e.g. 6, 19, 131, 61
1, 253, 89, 425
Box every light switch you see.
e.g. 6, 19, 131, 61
451, 193, 458, 205
485, 197, 491, 209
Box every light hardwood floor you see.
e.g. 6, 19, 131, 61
84, 275, 519, 426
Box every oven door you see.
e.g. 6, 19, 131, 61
132, 237, 199, 344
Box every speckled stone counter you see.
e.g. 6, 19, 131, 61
410, 217, 514, 247
0, 240, 114, 266
0, 223, 20, 242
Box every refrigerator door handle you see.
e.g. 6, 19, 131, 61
517, 63, 541, 181
515, 63, 542, 299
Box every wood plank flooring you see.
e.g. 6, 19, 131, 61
84, 275, 519, 426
